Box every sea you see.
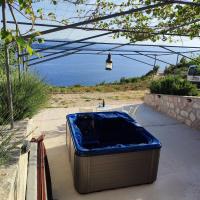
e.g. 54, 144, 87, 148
30, 43, 196, 86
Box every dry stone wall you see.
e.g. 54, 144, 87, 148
144, 94, 200, 130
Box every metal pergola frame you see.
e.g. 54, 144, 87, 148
26, 37, 200, 67
6, 20, 200, 38
2, 0, 200, 128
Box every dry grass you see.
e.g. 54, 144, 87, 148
47, 90, 148, 108
48, 78, 152, 94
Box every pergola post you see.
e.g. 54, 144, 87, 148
16, 45, 21, 81
2, 0, 14, 129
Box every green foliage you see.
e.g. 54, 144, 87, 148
164, 64, 189, 79
150, 76, 199, 96
92, 0, 200, 42
195, 66, 200, 75
0, 44, 16, 69
164, 55, 200, 79
144, 65, 159, 77
48, 67, 158, 94
119, 65, 159, 84
0, 70, 49, 124
119, 77, 139, 84
1, 0, 200, 57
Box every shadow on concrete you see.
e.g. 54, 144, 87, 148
43, 124, 66, 140
46, 144, 157, 200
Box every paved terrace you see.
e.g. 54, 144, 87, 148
32, 104, 200, 200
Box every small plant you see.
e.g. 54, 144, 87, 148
150, 76, 199, 96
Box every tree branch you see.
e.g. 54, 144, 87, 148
8, 3, 21, 36
10, 4, 31, 20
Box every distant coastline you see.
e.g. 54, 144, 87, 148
30, 43, 194, 86
30, 47, 165, 86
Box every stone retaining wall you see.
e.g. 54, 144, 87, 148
0, 119, 33, 200
144, 94, 200, 130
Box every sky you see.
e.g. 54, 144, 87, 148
0, 0, 199, 46
0, 0, 200, 72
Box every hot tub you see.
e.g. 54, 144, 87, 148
66, 112, 161, 193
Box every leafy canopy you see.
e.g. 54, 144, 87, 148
0, 0, 200, 56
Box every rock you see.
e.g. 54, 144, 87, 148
196, 110, 200, 120
175, 108, 180, 114
180, 110, 188, 118
185, 119, 192, 126
189, 112, 196, 122
193, 103, 200, 109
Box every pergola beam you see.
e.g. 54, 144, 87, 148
28, 50, 80, 66
36, 52, 174, 56
28, 39, 200, 62
32, 47, 200, 55
28, 43, 94, 62
161, 0, 200, 6
39, 40, 200, 49
21, 2, 171, 55
20, 31, 113, 57
28, 47, 175, 67
120, 55, 154, 67
24, 1, 173, 38
97, 43, 130, 55
5, 20, 200, 38
160, 46, 199, 63
32, 48, 174, 54
28, 48, 176, 63
134, 51, 174, 66
28, 51, 164, 67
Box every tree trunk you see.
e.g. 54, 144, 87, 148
16, 45, 21, 81
2, 0, 14, 129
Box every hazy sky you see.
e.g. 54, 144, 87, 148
0, 0, 199, 47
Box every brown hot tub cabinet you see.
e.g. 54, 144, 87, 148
66, 112, 161, 193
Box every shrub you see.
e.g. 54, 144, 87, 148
149, 76, 199, 96
120, 77, 129, 84
0, 71, 48, 124
97, 81, 106, 86
143, 65, 159, 77
73, 84, 81, 87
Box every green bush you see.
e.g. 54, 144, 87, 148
149, 76, 199, 96
0, 71, 48, 124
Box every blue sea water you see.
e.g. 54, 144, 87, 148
31, 54, 153, 86
30, 44, 194, 86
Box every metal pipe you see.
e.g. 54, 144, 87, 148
39, 40, 200, 49
6, 20, 200, 38
120, 55, 154, 67
24, 2, 172, 38
28, 43, 94, 62
134, 51, 174, 66
160, 46, 199, 63
28, 50, 81, 66
20, 31, 113, 57
2, 0, 14, 128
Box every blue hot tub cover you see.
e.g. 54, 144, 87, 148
66, 111, 161, 156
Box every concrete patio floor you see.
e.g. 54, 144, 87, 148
32, 104, 200, 200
